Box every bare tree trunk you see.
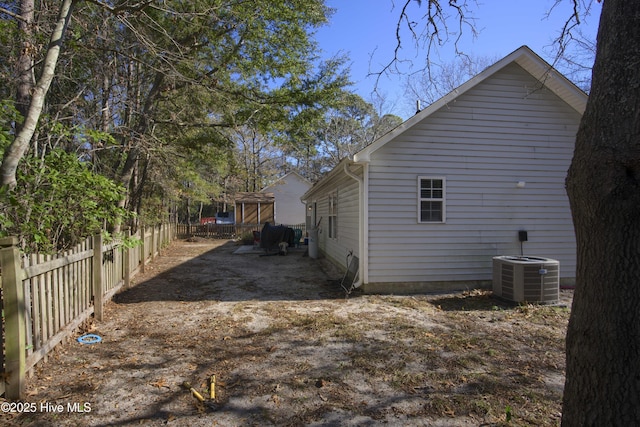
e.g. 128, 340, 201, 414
115, 71, 164, 220
101, 71, 111, 133
563, 0, 640, 424
15, 0, 35, 128
0, 0, 75, 189
186, 197, 192, 227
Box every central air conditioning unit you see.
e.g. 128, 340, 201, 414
492, 256, 559, 304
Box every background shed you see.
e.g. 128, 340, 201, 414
234, 192, 275, 225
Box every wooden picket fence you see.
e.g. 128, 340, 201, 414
0, 223, 176, 399
176, 223, 307, 240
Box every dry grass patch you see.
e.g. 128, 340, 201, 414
14, 241, 571, 427
254, 289, 569, 425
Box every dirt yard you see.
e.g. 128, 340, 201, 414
6, 239, 572, 426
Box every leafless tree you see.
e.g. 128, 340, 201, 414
404, 53, 498, 108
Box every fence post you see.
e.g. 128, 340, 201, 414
92, 233, 104, 322
0, 237, 26, 399
151, 224, 156, 260
139, 225, 146, 273
124, 228, 131, 288
163, 222, 168, 246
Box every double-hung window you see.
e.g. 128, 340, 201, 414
328, 192, 338, 238
418, 177, 445, 223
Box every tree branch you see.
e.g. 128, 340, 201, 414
370, 0, 477, 93
0, 6, 27, 21
546, 0, 597, 92
83, 0, 155, 15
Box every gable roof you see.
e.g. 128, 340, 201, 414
353, 45, 588, 163
261, 171, 312, 193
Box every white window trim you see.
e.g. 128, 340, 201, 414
417, 176, 446, 223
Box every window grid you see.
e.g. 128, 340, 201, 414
418, 177, 445, 223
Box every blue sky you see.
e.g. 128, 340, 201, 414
315, 1, 602, 118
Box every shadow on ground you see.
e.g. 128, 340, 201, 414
114, 240, 354, 304
430, 291, 517, 312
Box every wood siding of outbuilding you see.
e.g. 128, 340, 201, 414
366, 63, 579, 287
234, 193, 275, 225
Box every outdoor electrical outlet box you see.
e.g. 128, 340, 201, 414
518, 230, 528, 242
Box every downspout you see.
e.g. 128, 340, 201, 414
343, 161, 364, 288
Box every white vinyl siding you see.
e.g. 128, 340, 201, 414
261, 172, 311, 225
304, 161, 361, 267
366, 63, 579, 284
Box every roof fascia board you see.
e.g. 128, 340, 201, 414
513, 50, 587, 114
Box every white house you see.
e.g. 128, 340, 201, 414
302, 46, 587, 294
262, 171, 312, 226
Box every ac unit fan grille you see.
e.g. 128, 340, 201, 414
522, 264, 559, 302
501, 264, 514, 300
